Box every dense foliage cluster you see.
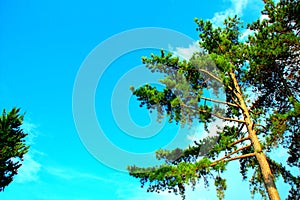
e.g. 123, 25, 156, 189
0, 108, 29, 191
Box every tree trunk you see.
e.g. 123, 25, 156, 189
230, 72, 281, 200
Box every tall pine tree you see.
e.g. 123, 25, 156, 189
127, 0, 299, 199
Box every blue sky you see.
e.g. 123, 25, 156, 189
0, 0, 292, 199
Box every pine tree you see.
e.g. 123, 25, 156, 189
127, 0, 299, 199
0, 108, 29, 191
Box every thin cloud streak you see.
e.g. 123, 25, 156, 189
15, 121, 42, 183
14, 153, 42, 183
45, 166, 118, 184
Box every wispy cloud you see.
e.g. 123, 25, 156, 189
22, 121, 40, 145
231, 0, 249, 15
186, 119, 224, 154
240, 13, 270, 41
210, 0, 249, 27
116, 184, 181, 200
45, 166, 117, 183
209, 0, 269, 41
260, 14, 269, 22
14, 121, 43, 183
116, 180, 216, 200
170, 41, 201, 60
240, 28, 254, 41
15, 153, 41, 183
187, 118, 226, 140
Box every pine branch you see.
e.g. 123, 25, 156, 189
211, 113, 245, 123
199, 96, 240, 108
237, 123, 245, 134
194, 68, 241, 104
179, 101, 245, 123
226, 153, 256, 162
211, 144, 252, 165
198, 69, 222, 83
254, 124, 267, 131
211, 152, 256, 167
231, 96, 242, 109
229, 136, 250, 147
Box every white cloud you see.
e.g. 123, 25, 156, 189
14, 121, 42, 183
187, 125, 206, 143
209, 0, 270, 41
211, 9, 235, 27
116, 181, 217, 200
21, 121, 40, 145
171, 41, 202, 60
45, 166, 117, 183
210, 0, 249, 27
240, 28, 254, 41
116, 184, 182, 200
14, 153, 42, 183
231, 0, 248, 15
260, 14, 269, 22
187, 119, 226, 142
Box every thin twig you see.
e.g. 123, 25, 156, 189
229, 136, 250, 147
199, 96, 239, 108
211, 113, 245, 123
254, 124, 267, 131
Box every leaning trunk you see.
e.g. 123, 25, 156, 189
230, 72, 280, 200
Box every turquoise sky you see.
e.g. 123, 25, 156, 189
0, 0, 291, 199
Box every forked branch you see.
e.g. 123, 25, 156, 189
210, 152, 255, 167
211, 144, 252, 165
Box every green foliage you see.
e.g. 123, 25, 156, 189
128, 0, 299, 199
0, 108, 29, 191
133, 50, 223, 127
